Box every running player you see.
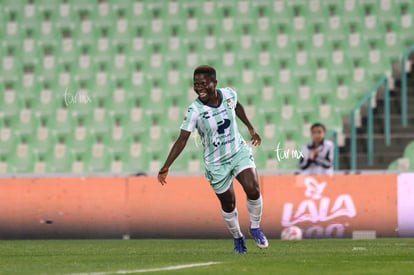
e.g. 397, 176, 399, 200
157, 65, 268, 254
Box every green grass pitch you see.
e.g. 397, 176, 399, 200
0, 238, 413, 275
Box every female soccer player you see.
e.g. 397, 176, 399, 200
157, 65, 268, 254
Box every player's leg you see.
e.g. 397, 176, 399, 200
206, 165, 247, 254
216, 184, 247, 254
236, 167, 268, 248
232, 145, 269, 248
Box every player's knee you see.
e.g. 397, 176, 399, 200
220, 198, 235, 212
246, 181, 260, 200
221, 202, 235, 213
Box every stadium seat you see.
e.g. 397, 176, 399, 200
68, 116, 93, 155
49, 100, 75, 136
14, 100, 36, 136
0, 118, 17, 156
0, 82, 20, 117
85, 136, 111, 172
403, 141, 414, 169
1, 45, 21, 83
32, 116, 55, 155
0, 154, 11, 174
106, 115, 130, 154
71, 153, 85, 174
0, 0, 410, 173
10, 136, 35, 173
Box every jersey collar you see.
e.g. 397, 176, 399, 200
197, 89, 223, 108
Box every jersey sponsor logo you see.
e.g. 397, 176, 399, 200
217, 119, 231, 134
202, 111, 210, 119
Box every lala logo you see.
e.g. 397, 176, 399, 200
281, 176, 357, 238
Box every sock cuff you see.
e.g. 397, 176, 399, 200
221, 208, 238, 219
247, 194, 262, 205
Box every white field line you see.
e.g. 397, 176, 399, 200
65, 261, 220, 275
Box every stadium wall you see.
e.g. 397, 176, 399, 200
0, 174, 412, 239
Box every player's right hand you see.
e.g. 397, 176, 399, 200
158, 167, 169, 185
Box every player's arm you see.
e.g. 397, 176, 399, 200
235, 101, 261, 146
158, 130, 191, 185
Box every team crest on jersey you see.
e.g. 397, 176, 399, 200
226, 99, 234, 109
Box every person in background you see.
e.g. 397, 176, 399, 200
299, 123, 334, 175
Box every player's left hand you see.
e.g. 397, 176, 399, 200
249, 128, 261, 146
158, 167, 169, 185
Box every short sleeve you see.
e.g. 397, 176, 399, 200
225, 87, 238, 103
180, 105, 198, 132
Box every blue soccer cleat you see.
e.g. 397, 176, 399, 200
250, 227, 269, 248
233, 236, 247, 254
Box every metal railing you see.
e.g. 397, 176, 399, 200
350, 76, 390, 171
401, 43, 414, 127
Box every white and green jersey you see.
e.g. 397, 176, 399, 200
180, 87, 247, 166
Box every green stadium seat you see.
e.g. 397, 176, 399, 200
0, 118, 17, 156
2, 9, 23, 43
296, 78, 319, 115
0, 82, 20, 117
317, 97, 343, 133
399, 3, 414, 44
87, 100, 110, 136
21, 28, 40, 65
33, 82, 58, 117
274, 59, 297, 96
403, 141, 414, 160
91, 62, 113, 99
123, 133, 148, 173
68, 117, 92, 154
14, 100, 35, 136
328, 40, 352, 80
331, 77, 360, 115
50, 100, 75, 136
382, 22, 405, 62
70, 153, 85, 173
344, 22, 368, 60
129, 61, 148, 98
350, 58, 374, 94
291, 41, 315, 80
1, 45, 21, 82
0, 0, 409, 172
32, 116, 54, 155
275, 96, 302, 132
312, 58, 335, 95
106, 116, 131, 154
45, 135, 73, 173
364, 39, 390, 80
57, 29, 79, 64
0, 154, 11, 174
85, 138, 111, 172
10, 135, 35, 173
56, 63, 74, 93
273, 23, 294, 61
387, 159, 397, 170
270, 0, 291, 25
109, 153, 130, 173
73, 45, 94, 81
35, 10, 58, 48
110, 43, 131, 80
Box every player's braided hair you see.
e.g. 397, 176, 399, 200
193, 65, 216, 80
